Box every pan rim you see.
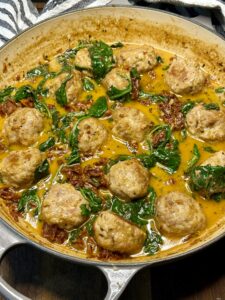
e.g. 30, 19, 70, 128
0, 5, 224, 267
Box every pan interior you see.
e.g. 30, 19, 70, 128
0, 6, 225, 264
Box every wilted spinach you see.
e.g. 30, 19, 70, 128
204, 103, 220, 110
82, 77, 95, 91
0, 86, 14, 103
68, 215, 97, 242
139, 91, 168, 103
39, 137, 55, 152
14, 85, 34, 102
55, 75, 72, 106
18, 189, 41, 215
144, 229, 163, 255
89, 41, 114, 80
26, 64, 49, 78
110, 42, 124, 48
181, 101, 195, 115
186, 144, 200, 173
111, 187, 157, 226
189, 165, 225, 196
80, 188, 102, 216
203, 146, 216, 153
88, 96, 108, 117
215, 87, 225, 93
34, 159, 50, 181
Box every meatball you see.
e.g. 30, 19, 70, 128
102, 68, 130, 91
186, 105, 225, 141
0, 148, 43, 188
78, 118, 108, 155
42, 183, 89, 230
3, 108, 43, 146
112, 107, 150, 143
107, 159, 149, 201
201, 151, 225, 167
116, 45, 157, 73
156, 191, 206, 236
165, 56, 206, 94
44, 70, 82, 102
94, 211, 146, 254
74, 48, 92, 70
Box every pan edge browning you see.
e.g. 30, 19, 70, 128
0, 7, 225, 263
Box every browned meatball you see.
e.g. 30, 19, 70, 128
201, 151, 225, 167
102, 68, 130, 91
156, 191, 206, 236
107, 159, 149, 201
186, 105, 225, 141
42, 183, 89, 230
78, 118, 108, 155
165, 56, 206, 94
74, 48, 92, 70
3, 108, 43, 146
93, 211, 146, 254
116, 45, 157, 72
0, 148, 43, 188
44, 70, 82, 102
112, 107, 151, 143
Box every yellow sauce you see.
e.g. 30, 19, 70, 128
0, 46, 225, 258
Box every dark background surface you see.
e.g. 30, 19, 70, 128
0, 1, 225, 299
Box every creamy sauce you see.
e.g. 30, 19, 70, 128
0, 45, 225, 259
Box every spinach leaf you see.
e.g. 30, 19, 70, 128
181, 101, 195, 115
189, 165, 225, 196
186, 144, 200, 172
130, 67, 141, 80
148, 125, 172, 149
204, 103, 220, 110
215, 87, 225, 93
111, 187, 157, 226
211, 193, 225, 202
203, 146, 216, 153
153, 139, 181, 174
68, 215, 96, 242
39, 137, 55, 152
82, 77, 95, 91
139, 91, 168, 103
104, 155, 133, 173
55, 75, 72, 106
34, 159, 50, 181
14, 84, 51, 117
26, 65, 48, 78
18, 189, 41, 215
107, 84, 132, 100
0, 86, 14, 103
14, 85, 34, 102
144, 229, 163, 255
79, 188, 102, 216
156, 56, 164, 64
88, 96, 108, 117
89, 41, 114, 80
110, 42, 124, 48
137, 154, 156, 169
67, 116, 86, 165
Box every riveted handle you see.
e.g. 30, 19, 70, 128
98, 265, 144, 300
0, 219, 31, 300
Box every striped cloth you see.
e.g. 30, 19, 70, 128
0, 0, 113, 47
0, 0, 225, 48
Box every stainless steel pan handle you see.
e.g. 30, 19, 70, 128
98, 265, 145, 300
0, 220, 30, 300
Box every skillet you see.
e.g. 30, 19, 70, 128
0, 5, 225, 300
